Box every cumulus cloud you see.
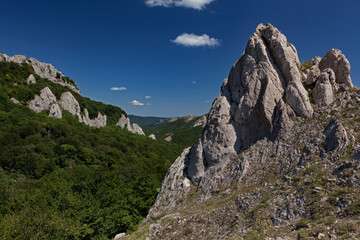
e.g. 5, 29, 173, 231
129, 100, 144, 106
110, 87, 127, 91
192, 81, 197, 84
145, 96, 151, 99
172, 33, 220, 47
145, 0, 215, 10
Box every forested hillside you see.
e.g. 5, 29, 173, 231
0, 61, 182, 239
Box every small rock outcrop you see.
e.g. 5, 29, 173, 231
26, 74, 36, 84
0, 53, 80, 94
319, 49, 353, 88
10, 97, 20, 104
116, 115, 145, 135
193, 115, 207, 128
60, 92, 82, 121
149, 134, 156, 140
28, 87, 57, 113
82, 109, 107, 128
49, 103, 62, 119
313, 68, 335, 106
114, 233, 126, 239
164, 135, 172, 142
323, 119, 349, 152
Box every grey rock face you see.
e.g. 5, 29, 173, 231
10, 97, 20, 104
0, 53, 80, 94
193, 115, 207, 128
60, 92, 82, 121
49, 103, 62, 119
260, 24, 313, 118
114, 233, 126, 239
149, 134, 156, 140
313, 68, 335, 107
323, 119, 349, 152
28, 87, 57, 113
147, 148, 191, 220
186, 24, 312, 191
82, 109, 107, 128
26, 74, 36, 84
164, 135, 172, 142
319, 49, 353, 88
116, 115, 145, 135
305, 64, 321, 86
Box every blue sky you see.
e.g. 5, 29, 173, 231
1, 0, 359, 117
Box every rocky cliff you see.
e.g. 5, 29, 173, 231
0, 53, 80, 94
126, 24, 360, 240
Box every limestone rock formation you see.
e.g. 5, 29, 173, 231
26, 74, 36, 84
149, 134, 156, 140
131, 23, 359, 240
193, 115, 207, 128
10, 97, 20, 104
313, 68, 335, 106
319, 49, 353, 88
186, 23, 314, 193
323, 119, 349, 152
49, 103, 62, 119
147, 148, 191, 220
164, 135, 172, 142
28, 87, 57, 113
60, 91, 82, 121
82, 108, 107, 128
116, 115, 145, 135
0, 53, 80, 94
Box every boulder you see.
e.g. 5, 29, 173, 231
131, 123, 145, 135
10, 97, 20, 105
114, 233, 126, 239
26, 74, 36, 84
313, 68, 335, 107
149, 134, 156, 140
305, 64, 321, 85
164, 135, 172, 142
49, 103, 62, 119
28, 87, 57, 113
60, 92, 82, 121
319, 49, 353, 88
323, 119, 348, 152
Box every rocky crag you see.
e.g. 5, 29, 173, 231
0, 53, 80, 94
126, 24, 360, 239
2, 53, 146, 133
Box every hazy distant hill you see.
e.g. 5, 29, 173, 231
128, 114, 170, 126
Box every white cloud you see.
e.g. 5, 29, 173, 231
146, 103, 152, 106
110, 87, 127, 91
145, 96, 151, 99
192, 81, 197, 84
129, 100, 144, 106
145, 0, 215, 10
205, 100, 210, 103
172, 33, 220, 47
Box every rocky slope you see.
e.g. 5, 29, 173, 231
0, 54, 145, 133
126, 23, 360, 240
0, 53, 81, 94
